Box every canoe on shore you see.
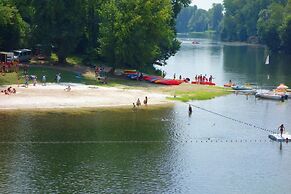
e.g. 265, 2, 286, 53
155, 79, 184, 85
191, 81, 216, 86
143, 75, 162, 82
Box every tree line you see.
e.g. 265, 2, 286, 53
176, 0, 291, 54
0, 0, 190, 69
176, 4, 223, 33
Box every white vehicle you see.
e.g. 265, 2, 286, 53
13, 49, 32, 62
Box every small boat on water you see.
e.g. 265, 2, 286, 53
269, 133, 291, 142
255, 92, 288, 101
232, 85, 254, 91
224, 83, 235, 87
192, 41, 200, 45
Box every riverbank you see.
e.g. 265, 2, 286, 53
0, 82, 231, 110
0, 83, 172, 110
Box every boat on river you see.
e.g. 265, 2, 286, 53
255, 92, 288, 101
269, 133, 291, 142
224, 83, 235, 87
232, 85, 253, 91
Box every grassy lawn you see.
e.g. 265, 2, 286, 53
166, 85, 231, 102
0, 66, 141, 87
0, 72, 21, 86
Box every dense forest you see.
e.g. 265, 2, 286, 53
0, 0, 190, 69
176, 0, 291, 54
176, 4, 223, 33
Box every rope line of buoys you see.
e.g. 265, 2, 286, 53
0, 139, 284, 144
186, 103, 276, 134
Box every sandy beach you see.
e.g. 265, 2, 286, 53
0, 83, 171, 110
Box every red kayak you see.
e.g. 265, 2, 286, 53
143, 75, 162, 81
191, 81, 216, 86
155, 79, 184, 85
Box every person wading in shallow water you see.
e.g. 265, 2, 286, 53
278, 124, 285, 137
143, 96, 148, 105
188, 105, 192, 114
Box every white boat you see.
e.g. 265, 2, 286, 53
255, 92, 288, 101
269, 133, 291, 142
265, 55, 270, 65
232, 85, 256, 94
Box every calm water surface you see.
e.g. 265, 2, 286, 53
1, 38, 291, 193
163, 38, 291, 87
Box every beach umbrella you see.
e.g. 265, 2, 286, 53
277, 84, 288, 89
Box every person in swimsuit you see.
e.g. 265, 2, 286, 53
278, 124, 285, 137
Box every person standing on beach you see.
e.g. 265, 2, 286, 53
25, 75, 29, 87
56, 73, 61, 83
42, 75, 46, 86
33, 75, 37, 86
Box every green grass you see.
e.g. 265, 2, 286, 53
0, 72, 21, 85
167, 87, 230, 102
66, 55, 83, 66
0, 66, 138, 87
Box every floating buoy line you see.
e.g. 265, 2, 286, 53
186, 102, 276, 134
0, 139, 285, 144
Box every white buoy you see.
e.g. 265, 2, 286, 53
265, 55, 270, 65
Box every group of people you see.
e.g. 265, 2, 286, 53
194, 74, 213, 83
172, 73, 214, 83
133, 96, 148, 108
1, 86, 16, 95
173, 73, 183, 80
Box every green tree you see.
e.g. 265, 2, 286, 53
280, 0, 291, 53
188, 9, 209, 32
31, 0, 85, 63
0, 1, 28, 50
98, 0, 178, 69
176, 6, 197, 33
257, 3, 284, 51
208, 3, 223, 32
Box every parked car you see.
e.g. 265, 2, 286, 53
13, 49, 32, 62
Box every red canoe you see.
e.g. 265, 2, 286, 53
155, 79, 184, 85
191, 81, 216, 86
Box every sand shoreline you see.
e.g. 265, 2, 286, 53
0, 83, 172, 110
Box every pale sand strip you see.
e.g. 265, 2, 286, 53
0, 83, 171, 110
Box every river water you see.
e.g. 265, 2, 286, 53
163, 38, 291, 87
1, 38, 291, 193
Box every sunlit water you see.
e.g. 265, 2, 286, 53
1, 38, 291, 193
162, 38, 291, 87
